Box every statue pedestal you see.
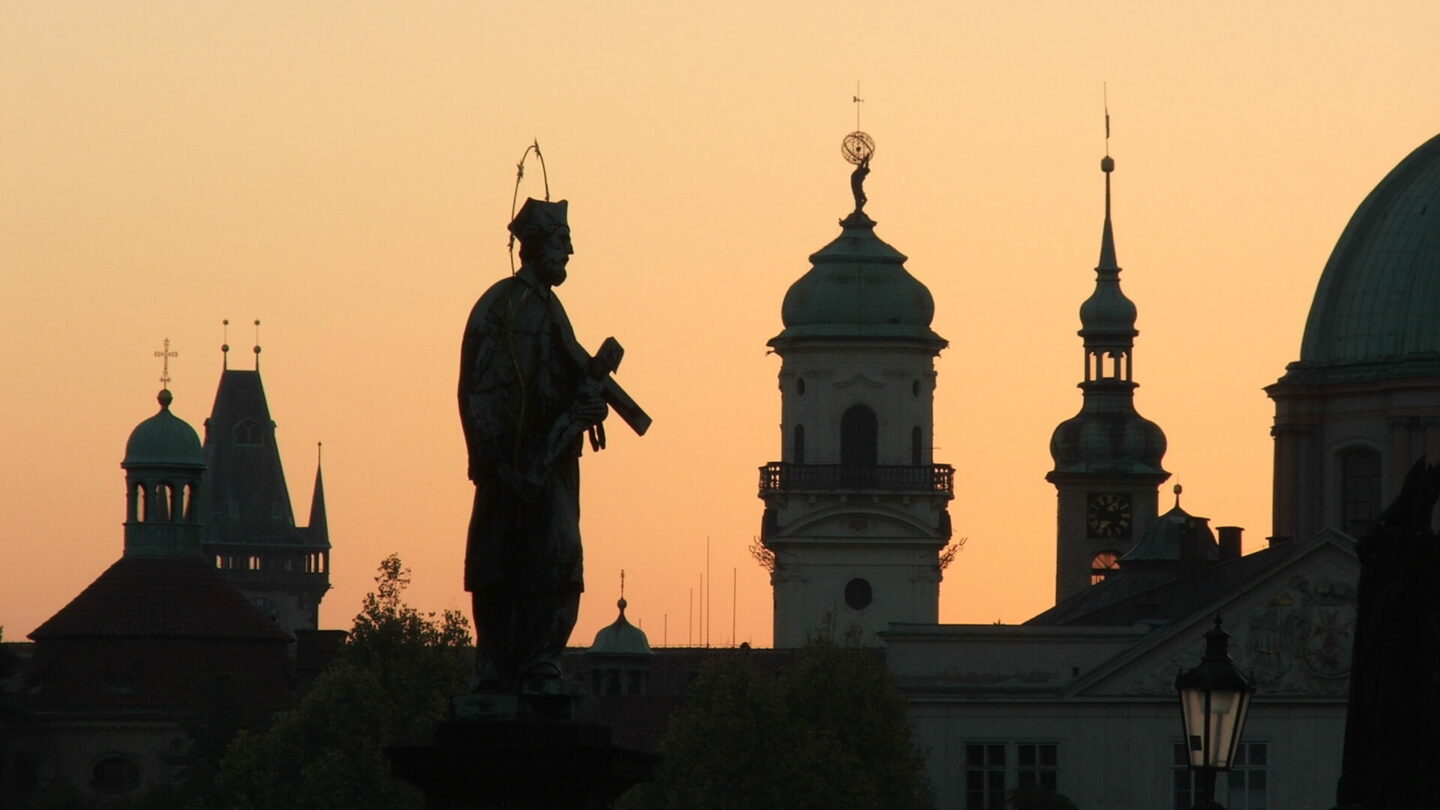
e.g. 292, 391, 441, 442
388, 718, 657, 810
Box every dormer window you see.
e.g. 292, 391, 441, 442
233, 419, 262, 446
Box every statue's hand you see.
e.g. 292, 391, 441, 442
572, 382, 608, 427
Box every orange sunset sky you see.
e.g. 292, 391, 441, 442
4, 1, 1440, 649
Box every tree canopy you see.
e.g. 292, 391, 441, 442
202, 554, 471, 810
622, 636, 935, 810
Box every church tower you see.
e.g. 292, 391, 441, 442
759, 133, 953, 648
201, 336, 330, 636
1047, 146, 1169, 603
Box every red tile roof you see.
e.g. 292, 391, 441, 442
30, 557, 291, 642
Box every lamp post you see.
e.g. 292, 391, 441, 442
1175, 615, 1255, 810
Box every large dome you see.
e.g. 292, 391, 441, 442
773, 211, 943, 344
123, 390, 204, 468
1297, 133, 1440, 374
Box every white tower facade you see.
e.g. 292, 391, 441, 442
760, 152, 952, 647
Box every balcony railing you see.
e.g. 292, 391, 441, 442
758, 463, 954, 495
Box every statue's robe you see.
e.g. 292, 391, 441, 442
458, 267, 586, 683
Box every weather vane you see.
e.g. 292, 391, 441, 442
842, 85, 875, 213
154, 338, 177, 389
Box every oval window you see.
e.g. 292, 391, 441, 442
844, 578, 873, 611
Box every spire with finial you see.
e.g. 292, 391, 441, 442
1173, 483, 1183, 508
253, 319, 262, 371
221, 319, 231, 369
308, 441, 329, 541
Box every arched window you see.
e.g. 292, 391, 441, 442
151, 485, 169, 523
840, 405, 878, 467
1340, 447, 1382, 536
1090, 550, 1121, 584
911, 426, 923, 465
184, 483, 198, 521
793, 424, 806, 464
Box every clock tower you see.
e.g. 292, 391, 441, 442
1046, 146, 1169, 602
759, 133, 953, 647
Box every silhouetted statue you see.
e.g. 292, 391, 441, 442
850, 155, 871, 212
459, 198, 609, 690
1336, 457, 1440, 809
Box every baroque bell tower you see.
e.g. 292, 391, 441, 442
1046, 141, 1169, 603
759, 132, 953, 647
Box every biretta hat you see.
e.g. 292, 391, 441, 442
508, 198, 569, 242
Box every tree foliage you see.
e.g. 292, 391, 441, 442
199, 555, 471, 810
623, 635, 935, 810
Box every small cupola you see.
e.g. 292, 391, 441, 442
122, 387, 206, 559
586, 578, 654, 696
1120, 486, 1218, 569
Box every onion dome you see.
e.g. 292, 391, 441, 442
588, 598, 653, 657
1120, 489, 1217, 566
1050, 408, 1168, 475
123, 389, 204, 469
771, 207, 944, 346
1287, 133, 1440, 380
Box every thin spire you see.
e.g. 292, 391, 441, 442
1098, 89, 1118, 271
221, 319, 230, 370
252, 319, 262, 371
307, 442, 328, 538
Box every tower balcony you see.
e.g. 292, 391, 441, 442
758, 463, 954, 496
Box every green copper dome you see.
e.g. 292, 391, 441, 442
1119, 500, 1217, 565
588, 599, 653, 656
773, 211, 944, 344
1049, 399, 1168, 476
1296, 133, 1440, 374
123, 390, 204, 468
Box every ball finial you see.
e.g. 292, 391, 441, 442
841, 131, 875, 166
1101, 155, 1115, 173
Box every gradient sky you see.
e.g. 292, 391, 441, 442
4, 1, 1439, 649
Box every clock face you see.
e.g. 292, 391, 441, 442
1087, 493, 1133, 539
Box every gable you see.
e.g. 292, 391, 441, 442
1073, 537, 1357, 699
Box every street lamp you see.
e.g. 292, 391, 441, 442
1175, 615, 1255, 810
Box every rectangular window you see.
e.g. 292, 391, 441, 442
967, 743, 1059, 810
1172, 742, 1199, 810
1227, 742, 1268, 810
1016, 743, 1058, 793
965, 743, 1007, 810
1172, 741, 1267, 810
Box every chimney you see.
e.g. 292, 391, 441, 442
1218, 526, 1243, 561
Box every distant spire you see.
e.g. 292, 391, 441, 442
221, 319, 231, 370
308, 442, 328, 538
1099, 89, 1118, 271
618, 569, 628, 612
253, 319, 262, 371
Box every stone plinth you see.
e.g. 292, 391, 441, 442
388, 719, 657, 810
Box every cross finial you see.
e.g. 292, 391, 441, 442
154, 338, 178, 389
852, 82, 864, 130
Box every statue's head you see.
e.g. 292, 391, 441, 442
510, 198, 572, 287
